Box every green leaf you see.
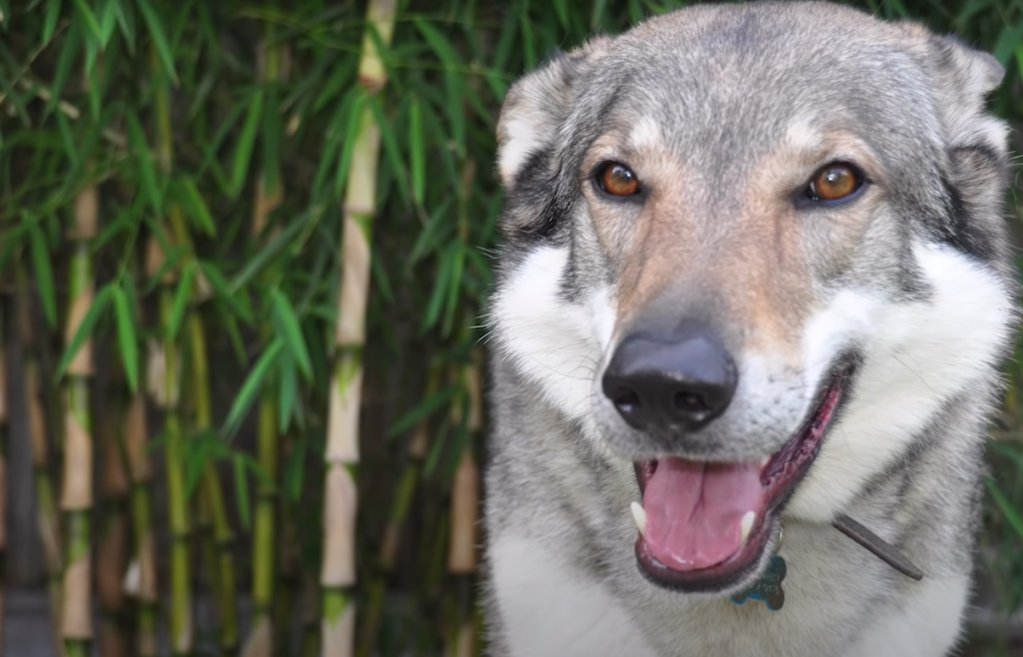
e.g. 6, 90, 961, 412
387, 384, 458, 438
442, 241, 466, 337
113, 286, 139, 393
71, 0, 103, 41
136, 0, 178, 84
283, 437, 307, 502
97, 0, 118, 45
56, 284, 113, 380
42, 0, 62, 44
227, 212, 310, 293
277, 349, 298, 433
45, 22, 82, 119
333, 92, 367, 197
272, 289, 312, 380
167, 261, 196, 340
368, 97, 410, 208
29, 222, 57, 328
985, 477, 1023, 541
177, 176, 217, 236
421, 244, 454, 333
229, 90, 264, 198
409, 95, 425, 207
233, 454, 251, 530
222, 338, 283, 437
198, 259, 252, 322
127, 111, 162, 214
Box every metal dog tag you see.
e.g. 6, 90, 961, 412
730, 555, 787, 611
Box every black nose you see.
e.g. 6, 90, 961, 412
602, 324, 737, 432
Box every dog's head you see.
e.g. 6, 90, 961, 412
488, 2, 1015, 593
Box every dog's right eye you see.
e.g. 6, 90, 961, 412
596, 162, 641, 197
804, 163, 865, 204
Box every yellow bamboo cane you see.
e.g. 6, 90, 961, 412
61, 183, 98, 657
321, 2, 397, 655
242, 33, 290, 657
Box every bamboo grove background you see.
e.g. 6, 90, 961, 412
0, 0, 1023, 656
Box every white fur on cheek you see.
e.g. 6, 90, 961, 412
788, 243, 1013, 521
491, 246, 616, 422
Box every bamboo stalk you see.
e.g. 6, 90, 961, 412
357, 363, 441, 657
96, 371, 131, 657
17, 268, 65, 657
0, 291, 9, 655
444, 354, 482, 657
243, 31, 289, 657
321, 2, 397, 655
61, 183, 98, 657
187, 315, 238, 653
123, 389, 157, 657
150, 41, 193, 655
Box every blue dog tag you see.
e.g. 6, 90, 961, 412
730, 555, 786, 611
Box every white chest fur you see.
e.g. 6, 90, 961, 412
488, 534, 969, 657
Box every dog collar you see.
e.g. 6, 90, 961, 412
730, 515, 923, 611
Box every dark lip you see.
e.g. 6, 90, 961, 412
632, 354, 858, 593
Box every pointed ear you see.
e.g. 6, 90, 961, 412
924, 32, 1008, 152
496, 37, 610, 190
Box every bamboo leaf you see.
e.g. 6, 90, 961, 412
113, 285, 140, 393
277, 349, 298, 433
229, 90, 264, 198
227, 212, 310, 293
127, 111, 162, 214
70, 0, 103, 41
387, 384, 458, 438
42, 0, 62, 44
167, 261, 196, 340
136, 0, 178, 83
222, 338, 283, 437
56, 284, 113, 380
333, 91, 367, 197
45, 22, 82, 119
233, 454, 251, 530
198, 259, 253, 322
985, 477, 1023, 540
283, 436, 307, 502
409, 95, 425, 206
369, 97, 410, 208
271, 289, 312, 380
29, 221, 57, 328
177, 176, 217, 236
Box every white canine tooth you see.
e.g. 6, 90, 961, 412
760, 456, 771, 468
630, 502, 647, 537
740, 511, 756, 543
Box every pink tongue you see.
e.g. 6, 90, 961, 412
642, 457, 765, 571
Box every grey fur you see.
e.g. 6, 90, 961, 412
484, 3, 1015, 656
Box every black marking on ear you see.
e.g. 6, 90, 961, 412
937, 176, 989, 261
933, 143, 1006, 263
506, 148, 574, 241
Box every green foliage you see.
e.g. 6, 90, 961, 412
2, 0, 1023, 655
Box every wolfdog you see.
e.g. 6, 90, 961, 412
482, 2, 1017, 656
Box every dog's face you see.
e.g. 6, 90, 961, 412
489, 2, 1014, 594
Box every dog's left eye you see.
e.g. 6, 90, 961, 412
597, 162, 641, 197
805, 163, 864, 204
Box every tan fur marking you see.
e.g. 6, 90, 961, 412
584, 128, 882, 359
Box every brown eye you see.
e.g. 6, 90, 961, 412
806, 164, 863, 202
598, 162, 640, 196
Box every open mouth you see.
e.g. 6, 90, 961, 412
630, 358, 856, 592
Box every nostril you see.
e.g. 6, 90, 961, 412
613, 389, 641, 415
673, 390, 710, 415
